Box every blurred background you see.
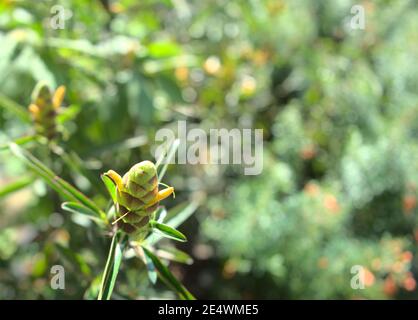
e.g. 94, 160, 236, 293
1, 0, 418, 299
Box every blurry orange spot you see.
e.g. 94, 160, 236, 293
384, 275, 397, 297
403, 195, 417, 214
252, 50, 270, 66
317, 257, 328, 269
304, 182, 320, 197
223, 259, 237, 279
175, 66, 189, 82
211, 208, 225, 220
203, 56, 221, 75
323, 194, 340, 214
403, 276, 416, 291
401, 251, 413, 263
50, 229, 70, 246
364, 268, 375, 287
300, 144, 316, 160
110, 2, 124, 13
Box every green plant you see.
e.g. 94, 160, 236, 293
6, 138, 196, 300
1, 0, 418, 300
0, 79, 197, 299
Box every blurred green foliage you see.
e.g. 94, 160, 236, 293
1, 0, 418, 299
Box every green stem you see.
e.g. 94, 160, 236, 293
97, 233, 128, 300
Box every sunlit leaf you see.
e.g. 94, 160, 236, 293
101, 173, 117, 204
61, 202, 105, 225
150, 220, 187, 242
157, 246, 193, 265
148, 41, 182, 58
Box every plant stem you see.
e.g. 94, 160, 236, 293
97, 232, 127, 300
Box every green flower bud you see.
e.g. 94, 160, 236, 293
107, 161, 174, 239
116, 161, 159, 211
28, 82, 65, 140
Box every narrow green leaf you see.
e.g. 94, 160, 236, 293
147, 201, 198, 245
0, 135, 36, 151
157, 246, 193, 265
9, 143, 106, 220
98, 233, 126, 300
61, 202, 105, 225
101, 173, 117, 204
150, 221, 187, 242
0, 176, 35, 198
9, 143, 76, 201
56, 104, 81, 124
84, 276, 102, 300
141, 246, 195, 300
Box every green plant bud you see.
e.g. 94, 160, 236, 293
28, 82, 65, 140
108, 161, 174, 239
116, 161, 159, 211
121, 203, 159, 224
32, 82, 53, 110
116, 210, 151, 240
